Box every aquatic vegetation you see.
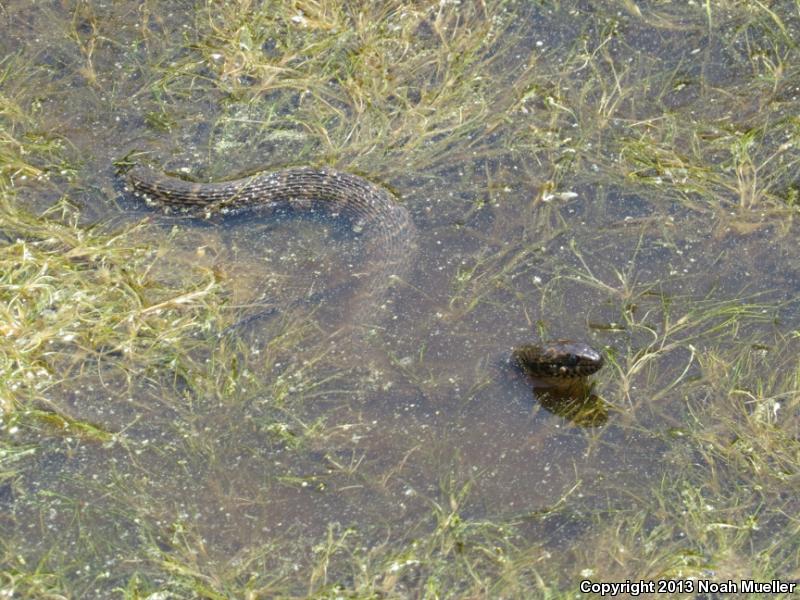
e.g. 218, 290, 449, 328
0, 0, 798, 597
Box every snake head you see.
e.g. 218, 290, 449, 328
512, 340, 604, 378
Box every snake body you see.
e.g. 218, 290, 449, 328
126, 165, 603, 378
128, 165, 415, 325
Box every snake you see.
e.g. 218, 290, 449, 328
125, 164, 604, 379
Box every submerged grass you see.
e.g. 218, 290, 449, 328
0, 194, 225, 415
140, 0, 536, 186
1, 0, 800, 597
574, 337, 800, 585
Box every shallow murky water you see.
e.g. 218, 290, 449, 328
2, 0, 799, 597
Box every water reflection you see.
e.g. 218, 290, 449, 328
530, 380, 609, 428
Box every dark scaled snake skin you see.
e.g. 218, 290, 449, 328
126, 164, 603, 378
128, 165, 414, 327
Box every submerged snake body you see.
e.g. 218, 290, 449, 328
127, 165, 603, 378
128, 165, 415, 323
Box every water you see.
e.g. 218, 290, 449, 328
1, 0, 799, 596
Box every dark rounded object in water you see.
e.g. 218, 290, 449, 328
512, 340, 604, 378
